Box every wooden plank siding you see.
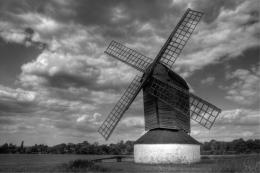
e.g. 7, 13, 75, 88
143, 90, 160, 130
142, 63, 190, 133
143, 90, 190, 132
158, 97, 190, 132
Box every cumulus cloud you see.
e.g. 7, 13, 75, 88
218, 109, 260, 126
52, 112, 103, 140
191, 0, 245, 23
0, 0, 259, 145
16, 19, 137, 93
121, 116, 144, 128
0, 85, 38, 115
20, 51, 101, 88
0, 85, 36, 102
175, 0, 259, 77
76, 113, 102, 124
223, 66, 260, 106
191, 108, 260, 141
201, 76, 215, 85
0, 21, 47, 50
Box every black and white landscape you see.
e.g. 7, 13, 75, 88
0, 0, 259, 150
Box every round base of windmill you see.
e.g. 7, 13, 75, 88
134, 128, 201, 164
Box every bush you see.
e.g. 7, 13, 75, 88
63, 159, 109, 172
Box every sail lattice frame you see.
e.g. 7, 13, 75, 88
147, 77, 221, 129
105, 40, 153, 72
99, 8, 221, 141
146, 77, 190, 116
189, 94, 221, 129
98, 75, 143, 140
159, 9, 203, 69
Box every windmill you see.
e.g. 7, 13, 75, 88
98, 8, 221, 164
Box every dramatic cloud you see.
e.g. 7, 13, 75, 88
0, 21, 46, 50
176, 0, 259, 77
223, 66, 260, 106
0, 0, 259, 145
0, 85, 38, 115
191, 0, 245, 23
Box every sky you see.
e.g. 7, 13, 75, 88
0, 0, 259, 146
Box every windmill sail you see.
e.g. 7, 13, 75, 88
105, 40, 153, 72
146, 76, 221, 129
157, 9, 203, 69
146, 77, 190, 116
189, 94, 221, 129
99, 8, 221, 141
98, 75, 143, 140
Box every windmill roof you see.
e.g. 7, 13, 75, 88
135, 128, 200, 145
168, 70, 189, 89
158, 63, 189, 89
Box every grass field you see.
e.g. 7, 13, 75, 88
0, 154, 259, 172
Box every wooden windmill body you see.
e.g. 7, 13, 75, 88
143, 63, 190, 132
98, 9, 221, 164
136, 63, 199, 163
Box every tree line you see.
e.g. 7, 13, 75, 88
0, 140, 134, 155
0, 138, 259, 155
201, 138, 260, 155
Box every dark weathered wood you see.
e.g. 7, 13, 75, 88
158, 99, 190, 132
143, 90, 159, 130
143, 90, 190, 132
135, 128, 200, 144
143, 63, 190, 132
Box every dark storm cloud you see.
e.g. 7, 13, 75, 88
70, 0, 176, 24
0, 0, 253, 37
0, 118, 16, 125
66, 0, 186, 41
0, 0, 54, 28
0, 0, 48, 14
0, 85, 71, 118
45, 70, 129, 92
0, 0, 176, 24
44, 87, 94, 104
44, 69, 100, 89
0, 0, 185, 41
1, 0, 259, 145
191, 0, 245, 23
0, 99, 38, 116
22, 60, 127, 92
0, 0, 251, 38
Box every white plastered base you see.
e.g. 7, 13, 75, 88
134, 144, 200, 164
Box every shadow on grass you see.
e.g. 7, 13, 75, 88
60, 159, 110, 172
211, 155, 260, 173
56, 155, 260, 173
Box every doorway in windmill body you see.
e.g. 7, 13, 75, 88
98, 8, 221, 164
